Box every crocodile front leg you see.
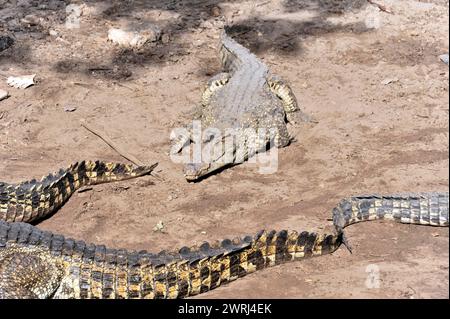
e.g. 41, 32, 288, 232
170, 122, 194, 155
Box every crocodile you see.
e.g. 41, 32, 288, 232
0, 189, 448, 298
0, 160, 157, 224
171, 31, 312, 181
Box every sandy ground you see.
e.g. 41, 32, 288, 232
0, 0, 448, 298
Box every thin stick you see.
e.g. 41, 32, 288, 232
367, 0, 394, 14
80, 121, 145, 166
256, 0, 271, 7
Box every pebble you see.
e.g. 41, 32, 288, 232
20, 14, 41, 26
153, 220, 165, 232
161, 33, 170, 44
211, 6, 221, 17
381, 77, 399, 85
64, 105, 77, 112
439, 54, 449, 65
0, 35, 14, 51
6, 74, 36, 89
0, 89, 9, 101
108, 24, 161, 48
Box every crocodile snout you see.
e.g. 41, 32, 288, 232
183, 162, 211, 181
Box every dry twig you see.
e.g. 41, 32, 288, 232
367, 0, 394, 14
80, 121, 145, 166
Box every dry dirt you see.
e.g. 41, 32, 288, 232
0, 0, 448, 299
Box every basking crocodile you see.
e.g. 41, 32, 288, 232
171, 32, 312, 181
1, 181, 448, 298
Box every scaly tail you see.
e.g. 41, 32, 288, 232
332, 192, 449, 251
160, 229, 342, 298
0, 161, 157, 224
0, 221, 342, 299
219, 30, 266, 74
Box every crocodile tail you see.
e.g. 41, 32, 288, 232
170, 229, 342, 298
219, 31, 240, 72
219, 30, 265, 74
332, 192, 449, 233
70, 160, 157, 186
0, 161, 157, 224
0, 221, 342, 299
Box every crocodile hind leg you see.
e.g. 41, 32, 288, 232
201, 72, 230, 107
267, 75, 316, 124
0, 244, 64, 299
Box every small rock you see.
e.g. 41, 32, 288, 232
49, 29, 58, 36
439, 54, 449, 65
64, 105, 77, 112
153, 220, 165, 232
431, 233, 439, 237
6, 74, 36, 89
200, 231, 207, 235
0, 89, 9, 101
381, 77, 399, 85
195, 39, 205, 47
211, 6, 221, 17
161, 33, 170, 44
0, 35, 14, 52
65, 4, 82, 29
108, 24, 161, 48
20, 14, 41, 26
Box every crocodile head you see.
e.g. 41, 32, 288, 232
183, 162, 212, 181
183, 135, 235, 181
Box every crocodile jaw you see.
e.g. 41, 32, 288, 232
183, 162, 212, 181
184, 159, 233, 181
183, 141, 233, 181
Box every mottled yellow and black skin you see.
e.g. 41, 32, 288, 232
0, 221, 342, 299
0, 191, 448, 299
0, 160, 157, 224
